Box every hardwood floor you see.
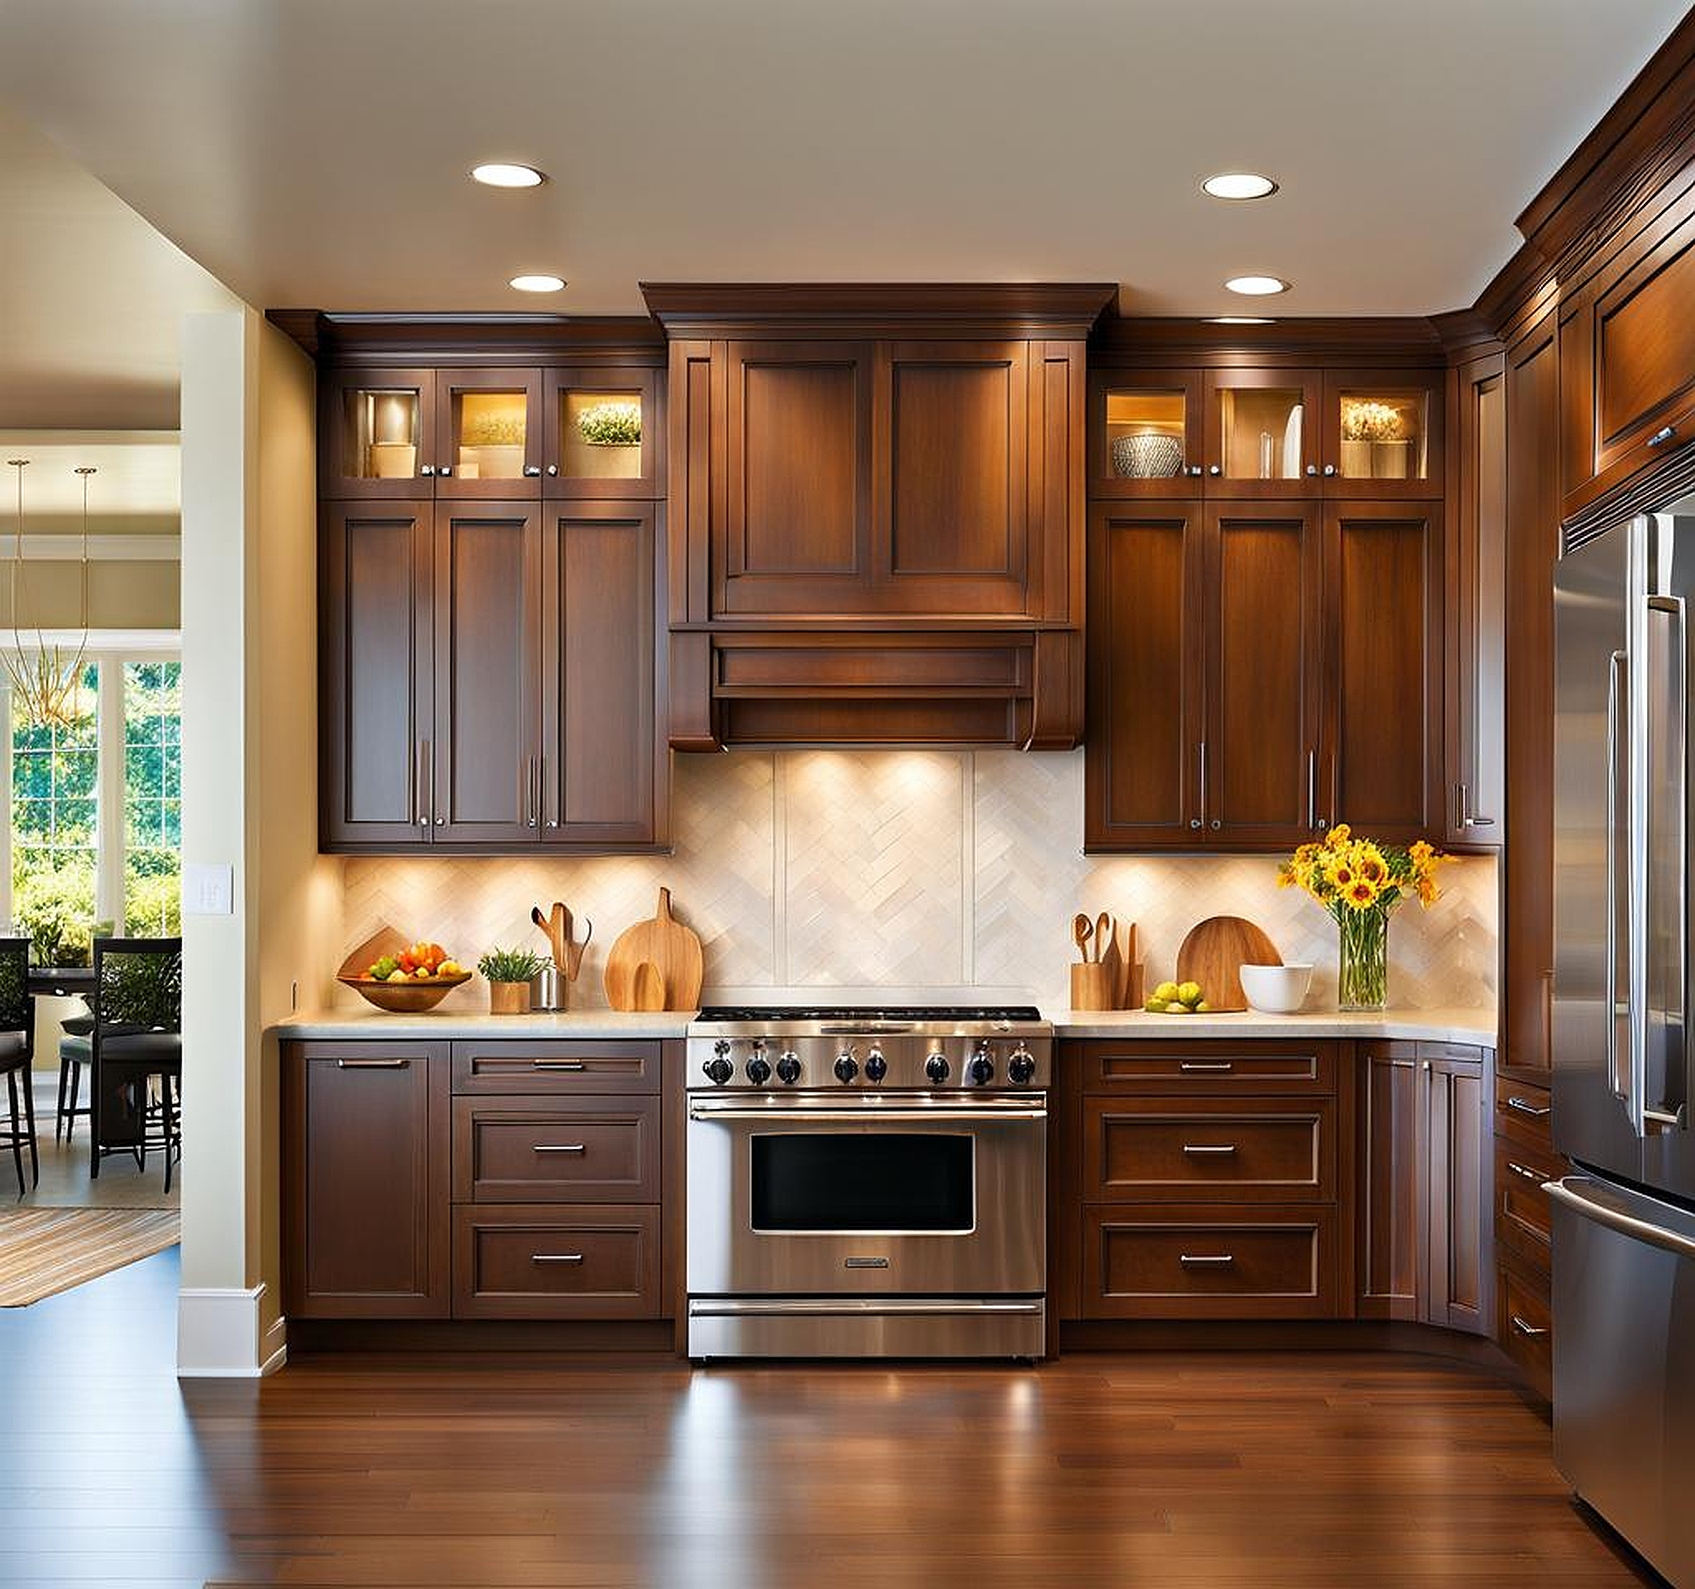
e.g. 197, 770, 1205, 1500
0, 1250, 1660, 1588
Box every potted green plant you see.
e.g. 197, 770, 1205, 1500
477, 946, 548, 1015
573, 399, 642, 480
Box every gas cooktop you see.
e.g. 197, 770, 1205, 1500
694, 1004, 1042, 1024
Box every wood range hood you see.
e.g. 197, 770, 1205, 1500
642, 282, 1114, 751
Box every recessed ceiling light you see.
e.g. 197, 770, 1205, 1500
472, 162, 546, 188
1202, 172, 1279, 201
1208, 316, 1275, 324
1224, 275, 1291, 296
509, 273, 566, 293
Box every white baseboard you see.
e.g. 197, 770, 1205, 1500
177, 1282, 287, 1377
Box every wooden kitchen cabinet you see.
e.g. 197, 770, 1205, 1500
1355, 1042, 1490, 1333
319, 366, 438, 499
1323, 501, 1444, 844
1202, 367, 1325, 496
434, 368, 545, 499
1444, 353, 1506, 846
1321, 370, 1444, 499
1089, 369, 1204, 498
544, 366, 663, 499
282, 1042, 451, 1319
319, 501, 434, 848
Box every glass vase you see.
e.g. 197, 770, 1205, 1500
1337, 905, 1389, 1011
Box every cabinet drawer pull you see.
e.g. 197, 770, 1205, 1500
1648, 424, 1677, 449
532, 1143, 587, 1154
533, 1060, 587, 1071
1510, 1314, 1549, 1338
334, 1058, 410, 1070
1181, 1144, 1238, 1156
1180, 1062, 1234, 1073
531, 1253, 585, 1265
1506, 1160, 1546, 1184
1506, 1095, 1551, 1118
1178, 1253, 1235, 1267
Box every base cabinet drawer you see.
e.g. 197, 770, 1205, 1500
452, 1095, 660, 1202
1494, 1136, 1559, 1273
453, 1204, 662, 1319
450, 1040, 661, 1095
1083, 1097, 1335, 1202
1496, 1257, 1553, 1396
1074, 1040, 1336, 1095
1494, 1079, 1553, 1153
1082, 1205, 1340, 1319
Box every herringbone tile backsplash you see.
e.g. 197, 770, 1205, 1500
339, 749, 1497, 1013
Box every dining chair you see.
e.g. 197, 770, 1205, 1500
55, 1007, 94, 1142
89, 937, 182, 1190
0, 937, 38, 1196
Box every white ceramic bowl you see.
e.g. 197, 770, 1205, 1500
1238, 962, 1313, 1014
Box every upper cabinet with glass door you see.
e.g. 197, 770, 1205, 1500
543, 367, 662, 498
436, 368, 544, 498
1322, 371, 1443, 498
1089, 370, 1204, 497
320, 367, 438, 498
1202, 369, 1325, 497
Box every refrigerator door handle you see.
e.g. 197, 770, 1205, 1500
1547, 1175, 1695, 1261
1644, 592, 1689, 1134
1607, 647, 1629, 1103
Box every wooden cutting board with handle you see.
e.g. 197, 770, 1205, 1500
1174, 916, 1282, 1012
603, 887, 704, 1012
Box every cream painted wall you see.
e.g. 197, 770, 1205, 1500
178, 307, 338, 1375
0, 559, 179, 627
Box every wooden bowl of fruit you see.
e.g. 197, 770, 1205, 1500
338, 939, 471, 1013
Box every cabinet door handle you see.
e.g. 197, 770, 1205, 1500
533, 1060, 586, 1071
1648, 425, 1677, 450
1181, 1144, 1238, 1156
1322, 463, 1337, 477
1187, 465, 1203, 477
1179, 1253, 1235, 1267
1308, 750, 1318, 830
531, 1253, 585, 1265
1506, 1095, 1551, 1118
1506, 1160, 1547, 1185
335, 1057, 410, 1070
420, 464, 436, 477
1198, 740, 1209, 829
547, 464, 560, 476
438, 464, 453, 477
1208, 464, 1222, 476
532, 1143, 587, 1155
523, 464, 543, 477
1510, 1314, 1549, 1338
417, 740, 433, 826
1305, 464, 1319, 477
525, 756, 539, 827
1180, 1062, 1234, 1073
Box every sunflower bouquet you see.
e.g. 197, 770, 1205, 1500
1278, 825, 1447, 1008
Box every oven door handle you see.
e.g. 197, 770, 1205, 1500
687, 1105, 1048, 1124
688, 1298, 1045, 1318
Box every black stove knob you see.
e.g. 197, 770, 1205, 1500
703, 1055, 734, 1085
968, 1043, 994, 1086
925, 1051, 950, 1084
1008, 1044, 1036, 1085
776, 1050, 802, 1085
745, 1055, 772, 1085
834, 1049, 859, 1084
865, 1047, 887, 1084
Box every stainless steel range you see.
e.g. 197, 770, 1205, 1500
685, 1005, 1050, 1360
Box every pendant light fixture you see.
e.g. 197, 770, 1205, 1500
3, 458, 94, 728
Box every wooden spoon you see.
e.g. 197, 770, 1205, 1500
1072, 913, 1094, 964
1095, 912, 1115, 965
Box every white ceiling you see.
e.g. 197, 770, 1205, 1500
0, 0, 1686, 321
0, 433, 181, 538
0, 106, 238, 430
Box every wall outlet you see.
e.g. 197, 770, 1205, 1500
183, 862, 235, 916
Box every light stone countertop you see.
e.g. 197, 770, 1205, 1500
273, 1005, 1495, 1047
1049, 1006, 1496, 1046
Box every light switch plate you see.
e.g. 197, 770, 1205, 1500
183, 862, 235, 916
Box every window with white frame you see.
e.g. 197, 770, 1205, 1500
1, 647, 182, 964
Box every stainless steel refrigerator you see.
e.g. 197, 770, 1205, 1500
1552, 501, 1695, 1588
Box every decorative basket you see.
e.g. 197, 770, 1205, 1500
1111, 430, 1185, 479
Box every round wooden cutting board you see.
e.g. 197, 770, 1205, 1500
1174, 916, 1283, 1012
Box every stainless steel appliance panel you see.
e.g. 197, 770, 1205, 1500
687, 1297, 1046, 1359
686, 1093, 1045, 1297
1553, 517, 1645, 1183
1549, 1174, 1695, 1588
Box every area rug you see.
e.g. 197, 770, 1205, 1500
0, 1207, 180, 1306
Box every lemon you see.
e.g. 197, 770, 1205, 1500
1145, 998, 1169, 1013
1195, 1001, 1212, 1012
1177, 981, 1203, 1005
1153, 981, 1180, 1002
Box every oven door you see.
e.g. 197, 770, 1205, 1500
686, 1093, 1046, 1296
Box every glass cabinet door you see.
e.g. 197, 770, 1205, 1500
321, 368, 436, 498
1090, 371, 1202, 497
1203, 370, 1323, 496
435, 369, 544, 498
543, 367, 662, 498
1324, 372, 1443, 497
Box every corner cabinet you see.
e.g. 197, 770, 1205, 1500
319, 498, 666, 853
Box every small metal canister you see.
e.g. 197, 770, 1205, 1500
533, 963, 568, 1012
